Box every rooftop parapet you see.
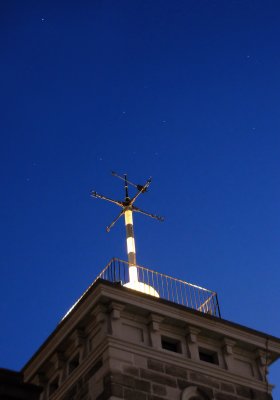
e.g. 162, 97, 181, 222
95, 258, 221, 318
63, 258, 221, 320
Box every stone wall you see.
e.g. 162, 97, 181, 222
22, 283, 278, 400
95, 357, 272, 400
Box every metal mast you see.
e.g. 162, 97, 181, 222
91, 172, 163, 285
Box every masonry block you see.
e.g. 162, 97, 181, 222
140, 369, 177, 387
147, 359, 164, 373
220, 382, 235, 393
152, 384, 167, 396
124, 388, 147, 400
189, 372, 220, 389
165, 364, 187, 379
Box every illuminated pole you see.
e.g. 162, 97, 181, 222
124, 207, 138, 282
124, 175, 138, 283
91, 172, 163, 290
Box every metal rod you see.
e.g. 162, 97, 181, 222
124, 174, 129, 200
112, 171, 142, 190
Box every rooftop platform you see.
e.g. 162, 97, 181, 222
63, 258, 221, 321
94, 258, 221, 318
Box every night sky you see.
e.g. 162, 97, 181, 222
1, 0, 280, 395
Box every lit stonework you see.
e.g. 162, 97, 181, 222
22, 278, 280, 400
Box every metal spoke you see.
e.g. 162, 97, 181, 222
132, 206, 164, 222
90, 191, 123, 207
112, 171, 140, 190
106, 210, 125, 232
130, 178, 152, 205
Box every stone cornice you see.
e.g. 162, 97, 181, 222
98, 283, 280, 356
22, 280, 280, 380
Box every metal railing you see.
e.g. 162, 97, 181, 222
95, 258, 221, 318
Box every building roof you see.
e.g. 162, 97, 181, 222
22, 278, 280, 375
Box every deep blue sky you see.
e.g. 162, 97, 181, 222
1, 0, 279, 394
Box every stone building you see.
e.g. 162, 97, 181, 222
22, 259, 280, 400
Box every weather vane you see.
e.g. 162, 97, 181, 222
91, 172, 164, 286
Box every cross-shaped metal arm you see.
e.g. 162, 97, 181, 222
106, 209, 125, 232
112, 171, 147, 192
130, 178, 152, 205
132, 205, 164, 222
91, 173, 164, 285
90, 191, 123, 207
